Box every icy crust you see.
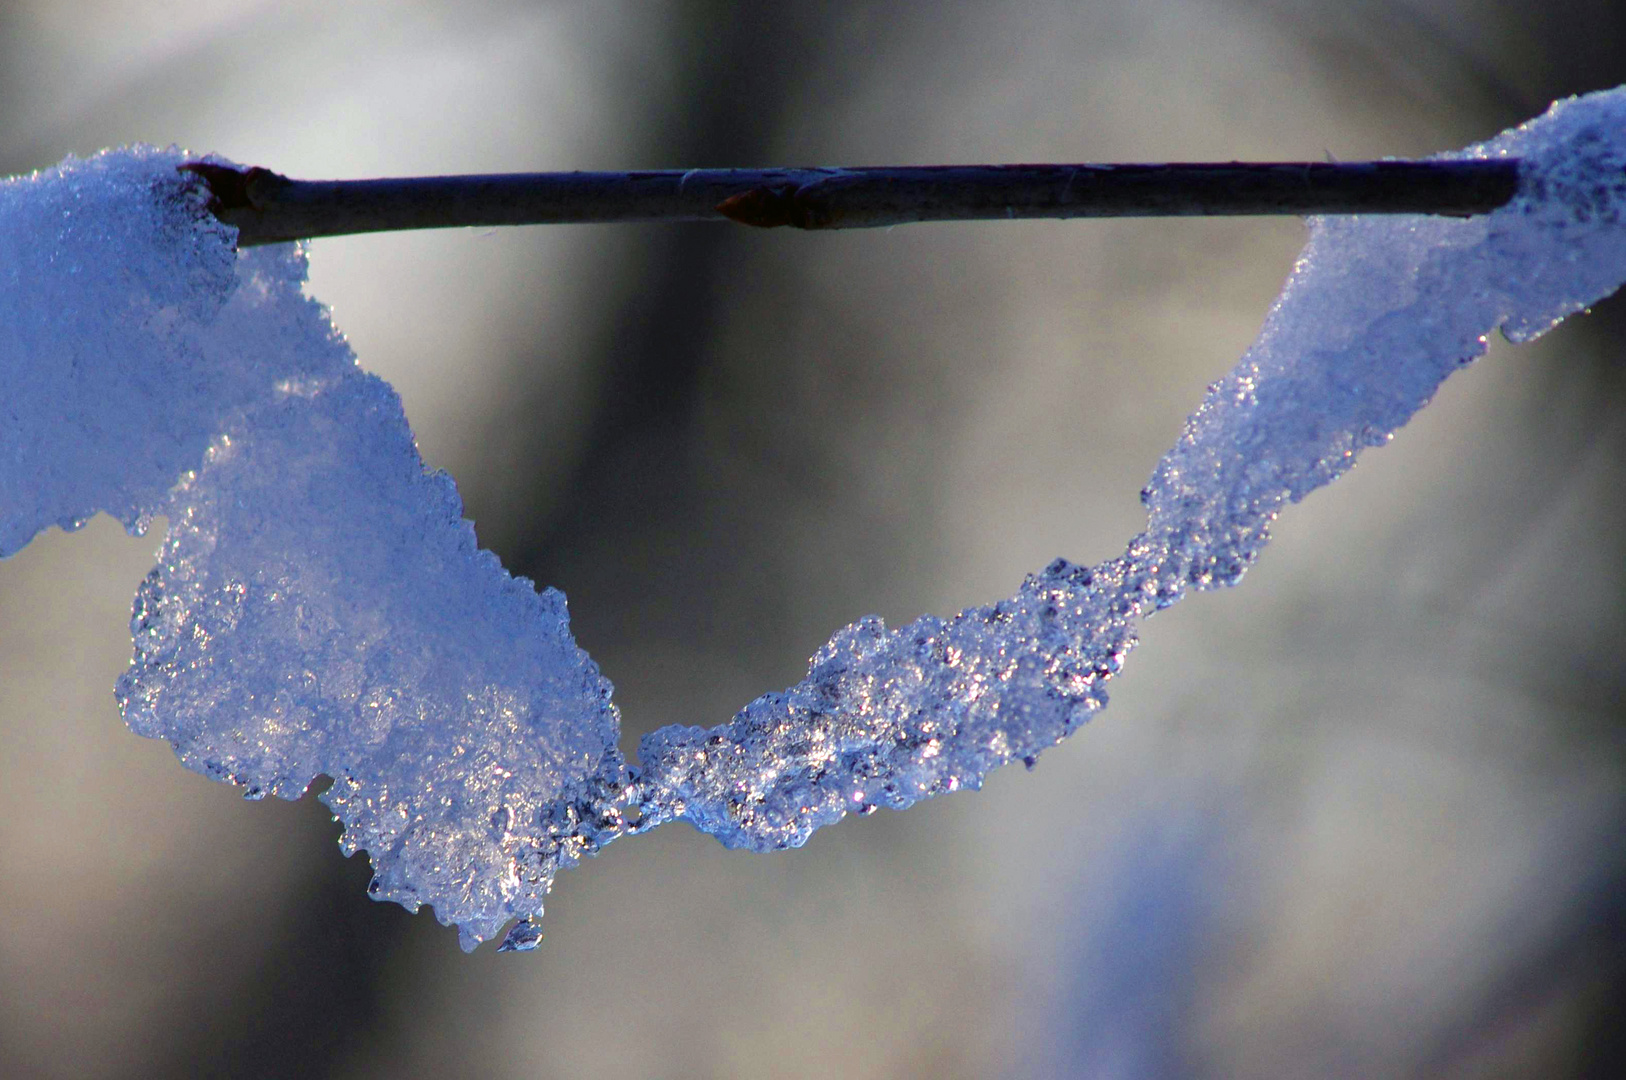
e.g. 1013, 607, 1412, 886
1141, 91, 1626, 595
633, 553, 1140, 850
115, 374, 629, 951
0, 147, 627, 951
0, 148, 321, 556
7, 90, 1626, 951
629, 88, 1626, 854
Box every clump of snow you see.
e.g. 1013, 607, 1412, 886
1142, 92, 1626, 595
117, 372, 629, 952
0, 150, 324, 556
629, 88, 1626, 852
3, 89, 1625, 951
0, 148, 627, 951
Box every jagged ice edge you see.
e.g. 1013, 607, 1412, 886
597, 88, 1626, 953
5, 89, 1624, 956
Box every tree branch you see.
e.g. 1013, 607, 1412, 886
181, 159, 1522, 247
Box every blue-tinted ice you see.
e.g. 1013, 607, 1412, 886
4, 89, 1626, 950
629, 88, 1626, 852
117, 373, 629, 952
3, 150, 627, 950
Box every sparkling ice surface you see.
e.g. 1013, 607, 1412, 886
630, 89, 1626, 851
2, 149, 627, 951
117, 373, 629, 952
2, 150, 293, 556
4, 90, 1626, 951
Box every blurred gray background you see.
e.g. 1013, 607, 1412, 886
1, 2, 1622, 1076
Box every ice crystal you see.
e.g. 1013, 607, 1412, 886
629, 88, 1626, 850
4, 89, 1626, 950
117, 373, 629, 951
2, 149, 627, 950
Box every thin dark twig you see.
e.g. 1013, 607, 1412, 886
181, 159, 1522, 247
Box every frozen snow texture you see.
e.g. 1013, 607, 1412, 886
629, 88, 1626, 852
0, 149, 627, 951
117, 373, 629, 952
3, 89, 1626, 950
0, 150, 310, 556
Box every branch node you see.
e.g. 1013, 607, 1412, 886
715, 183, 826, 229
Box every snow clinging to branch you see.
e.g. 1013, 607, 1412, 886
3, 88, 1625, 951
